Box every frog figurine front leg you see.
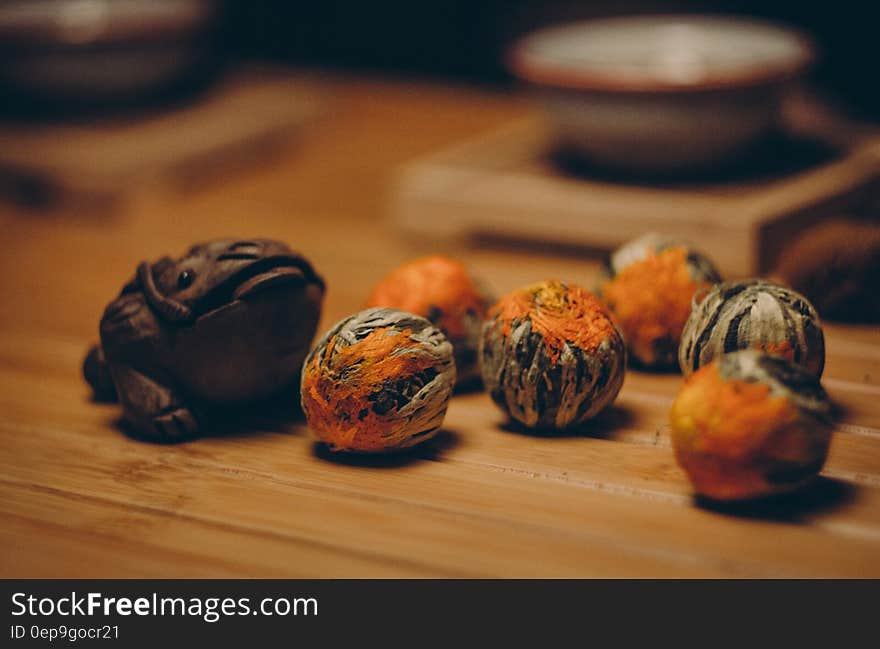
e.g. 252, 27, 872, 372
108, 364, 201, 441
98, 281, 201, 441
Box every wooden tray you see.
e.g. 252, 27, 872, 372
392, 116, 880, 276
0, 69, 320, 211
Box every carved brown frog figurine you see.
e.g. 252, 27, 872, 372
83, 239, 325, 441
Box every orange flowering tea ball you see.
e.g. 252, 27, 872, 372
670, 350, 833, 501
480, 280, 625, 430
679, 279, 825, 378
599, 233, 721, 369
301, 307, 456, 453
365, 256, 493, 384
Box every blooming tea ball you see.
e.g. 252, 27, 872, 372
599, 233, 721, 369
365, 256, 493, 384
679, 278, 825, 378
300, 307, 456, 453
480, 280, 625, 430
670, 350, 833, 501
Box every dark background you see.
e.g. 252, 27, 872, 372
220, 0, 880, 117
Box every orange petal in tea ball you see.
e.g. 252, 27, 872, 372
599, 234, 721, 370
301, 307, 456, 453
365, 255, 493, 385
669, 349, 833, 502
480, 280, 625, 430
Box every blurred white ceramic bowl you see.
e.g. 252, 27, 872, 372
509, 15, 815, 173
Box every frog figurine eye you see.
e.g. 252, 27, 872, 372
177, 269, 196, 290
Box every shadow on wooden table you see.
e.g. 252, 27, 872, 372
695, 477, 858, 523
550, 129, 839, 188
311, 429, 460, 469
498, 405, 636, 440
115, 391, 307, 444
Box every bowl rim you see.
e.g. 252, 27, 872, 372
508, 14, 816, 94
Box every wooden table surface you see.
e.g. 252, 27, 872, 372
2, 72, 879, 578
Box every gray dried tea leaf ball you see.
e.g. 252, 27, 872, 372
679, 278, 825, 378
301, 307, 456, 452
365, 255, 494, 385
480, 280, 625, 430
670, 349, 833, 501
599, 233, 721, 369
